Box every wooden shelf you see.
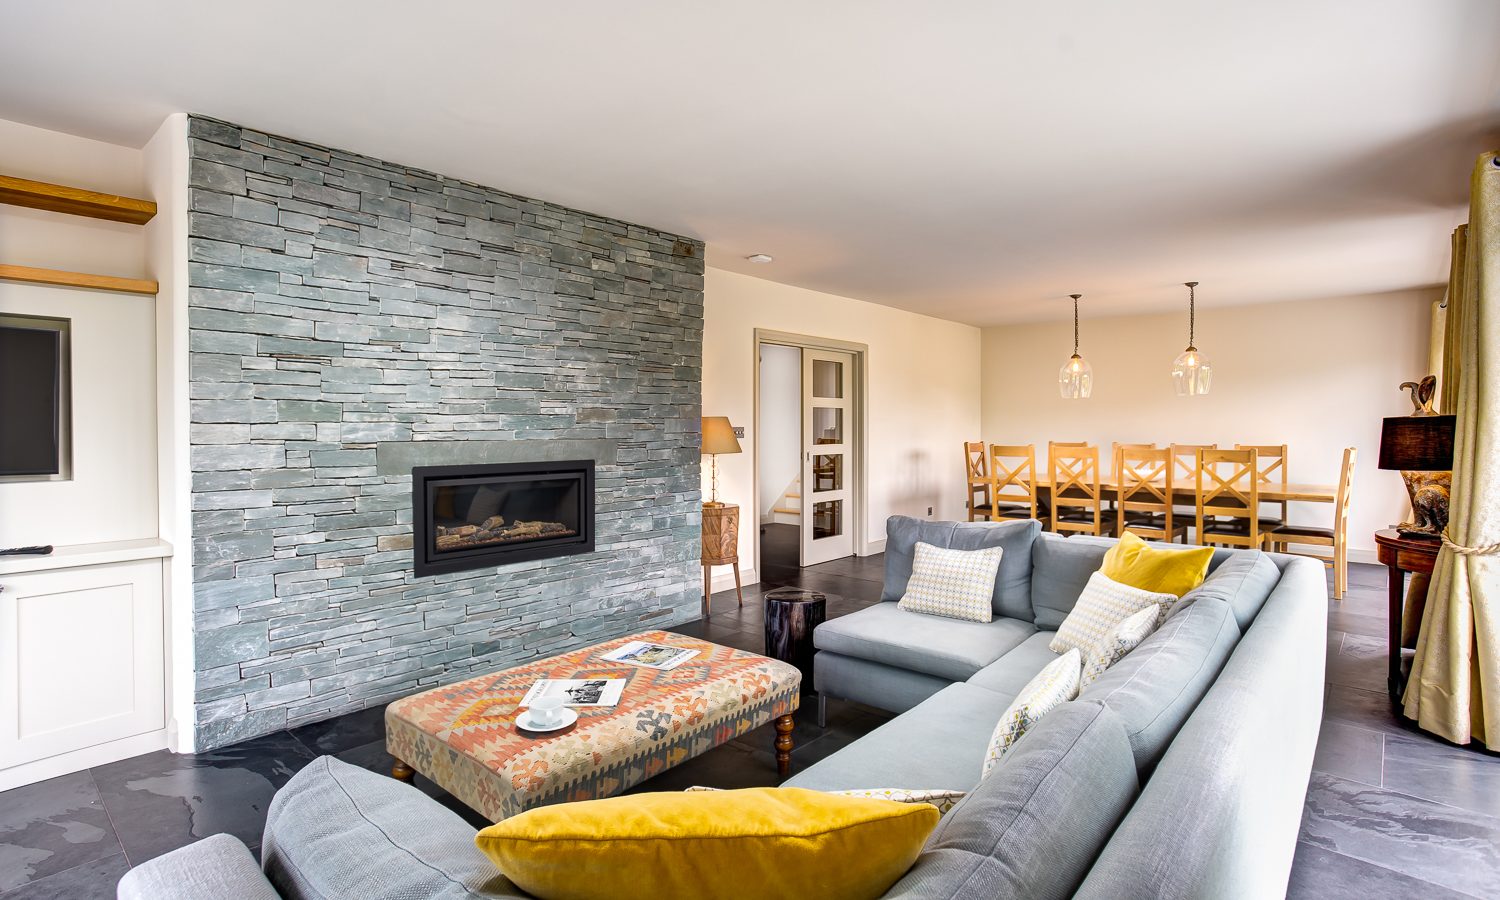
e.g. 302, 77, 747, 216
0, 538, 172, 576
0, 174, 156, 225
0, 264, 157, 295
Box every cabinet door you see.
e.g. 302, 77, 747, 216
0, 560, 164, 769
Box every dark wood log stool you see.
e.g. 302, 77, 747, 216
763, 588, 826, 702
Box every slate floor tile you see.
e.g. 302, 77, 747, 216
1381, 732, 1500, 818
1286, 841, 1473, 900
1325, 683, 1413, 737
1311, 721, 1384, 787
288, 704, 387, 756
1326, 632, 1389, 693
0, 853, 129, 900
1300, 771, 1500, 898
0, 772, 121, 892
90, 731, 315, 864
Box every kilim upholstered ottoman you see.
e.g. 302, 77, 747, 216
385, 629, 801, 821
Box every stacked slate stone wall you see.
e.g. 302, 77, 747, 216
185, 116, 704, 749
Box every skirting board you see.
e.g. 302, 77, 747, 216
709, 566, 758, 594
0, 728, 168, 792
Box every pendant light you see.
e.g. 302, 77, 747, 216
1058, 293, 1093, 399
1172, 281, 1212, 396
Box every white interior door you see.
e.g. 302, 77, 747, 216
801, 349, 855, 566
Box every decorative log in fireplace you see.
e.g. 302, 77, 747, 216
412, 460, 595, 577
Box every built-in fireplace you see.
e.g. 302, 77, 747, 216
411, 460, 595, 577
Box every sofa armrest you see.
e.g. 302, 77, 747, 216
117, 833, 281, 900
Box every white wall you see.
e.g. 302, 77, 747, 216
703, 268, 982, 580
0, 119, 158, 545
979, 289, 1438, 557
756, 343, 800, 521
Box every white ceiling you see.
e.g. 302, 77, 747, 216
3, 1, 1497, 325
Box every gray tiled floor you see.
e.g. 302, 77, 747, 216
3, 532, 1498, 898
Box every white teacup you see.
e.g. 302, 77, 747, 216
527, 696, 566, 727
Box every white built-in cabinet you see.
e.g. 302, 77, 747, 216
0, 549, 169, 790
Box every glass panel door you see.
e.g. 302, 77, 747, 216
801, 349, 855, 566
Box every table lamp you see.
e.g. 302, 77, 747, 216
1378, 377, 1455, 541
701, 416, 741, 507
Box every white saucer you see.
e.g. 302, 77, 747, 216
516, 707, 578, 733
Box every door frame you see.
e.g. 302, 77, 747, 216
752, 329, 870, 577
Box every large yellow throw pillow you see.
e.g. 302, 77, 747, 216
1102, 530, 1213, 598
474, 787, 938, 900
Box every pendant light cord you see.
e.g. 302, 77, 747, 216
1071, 293, 1082, 355
1185, 281, 1198, 350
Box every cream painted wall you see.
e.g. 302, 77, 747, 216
703, 268, 982, 581
0, 118, 158, 544
979, 289, 1439, 558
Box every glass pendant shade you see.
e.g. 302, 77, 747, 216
1172, 347, 1212, 396
1059, 353, 1094, 399
1058, 293, 1092, 399
1172, 281, 1211, 396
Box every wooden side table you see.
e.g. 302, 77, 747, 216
701, 503, 742, 620
1374, 528, 1440, 705
763, 588, 826, 697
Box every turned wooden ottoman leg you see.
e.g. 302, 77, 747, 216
774, 714, 795, 779
391, 759, 415, 782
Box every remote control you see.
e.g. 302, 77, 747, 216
0, 546, 53, 556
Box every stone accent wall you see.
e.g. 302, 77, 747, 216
185, 116, 704, 750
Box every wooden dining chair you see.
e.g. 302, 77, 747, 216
1050, 444, 1109, 536
1236, 443, 1289, 527
965, 441, 991, 522
1195, 448, 1276, 550
1169, 444, 1216, 541
1270, 448, 1357, 599
1116, 446, 1187, 542
987, 444, 1048, 526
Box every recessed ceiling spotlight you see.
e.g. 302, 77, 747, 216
746, 254, 773, 264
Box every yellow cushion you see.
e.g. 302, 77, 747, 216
474, 786, 938, 900
1101, 531, 1213, 597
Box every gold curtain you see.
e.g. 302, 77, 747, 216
1403, 153, 1499, 745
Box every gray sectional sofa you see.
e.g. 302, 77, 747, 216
793, 516, 1326, 898
119, 516, 1326, 900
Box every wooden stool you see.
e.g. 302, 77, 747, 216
701, 503, 742, 620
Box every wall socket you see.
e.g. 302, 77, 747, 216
927, 506, 934, 516
732, 426, 745, 438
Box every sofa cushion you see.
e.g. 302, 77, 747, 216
882, 516, 1042, 620
815, 651, 952, 714
897, 541, 1004, 622
966, 632, 1060, 696
1100, 531, 1214, 597
814, 602, 1036, 682
1049, 572, 1175, 655
1172, 549, 1282, 631
262, 756, 522, 900
1079, 596, 1241, 771
1079, 606, 1158, 689
784, 683, 1020, 793
885, 701, 1139, 900
118, 833, 281, 900
1028, 533, 1115, 628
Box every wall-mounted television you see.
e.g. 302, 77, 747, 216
0, 316, 69, 478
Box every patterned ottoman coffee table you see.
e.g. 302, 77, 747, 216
385, 629, 801, 821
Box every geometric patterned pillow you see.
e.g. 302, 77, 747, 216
897, 541, 1002, 623
981, 648, 1081, 778
1048, 571, 1175, 656
1079, 605, 1158, 688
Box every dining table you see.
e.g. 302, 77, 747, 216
1037, 476, 1339, 505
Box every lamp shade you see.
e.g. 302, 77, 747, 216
1377, 414, 1455, 471
701, 416, 742, 455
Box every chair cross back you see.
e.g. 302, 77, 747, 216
988, 444, 1041, 519
1198, 449, 1261, 515
1170, 443, 1216, 484
964, 441, 991, 521
1049, 444, 1105, 536
1117, 449, 1172, 507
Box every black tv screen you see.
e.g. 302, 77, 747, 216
0, 323, 63, 476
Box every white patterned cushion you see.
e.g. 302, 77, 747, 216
982, 648, 1082, 777
897, 541, 1002, 623
687, 786, 966, 815
1049, 571, 1176, 655
1079, 605, 1158, 688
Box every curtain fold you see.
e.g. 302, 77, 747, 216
1403, 153, 1499, 746
1440, 225, 1468, 416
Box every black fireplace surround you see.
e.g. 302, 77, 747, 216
412, 460, 595, 577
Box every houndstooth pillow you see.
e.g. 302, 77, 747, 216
1079, 605, 1158, 688
982, 648, 1082, 777
1049, 571, 1175, 656
897, 541, 1002, 623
